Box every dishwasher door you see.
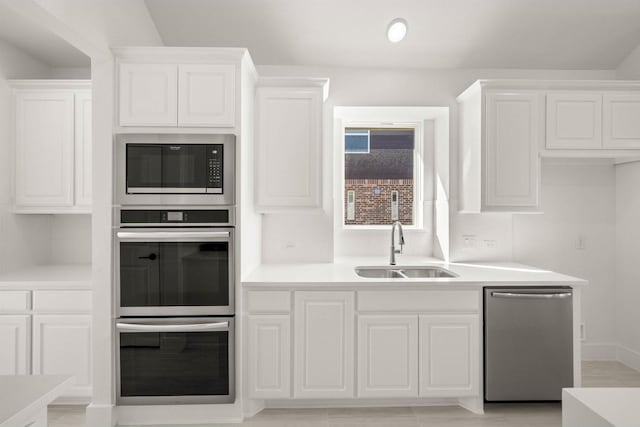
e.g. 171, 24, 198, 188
484, 287, 573, 401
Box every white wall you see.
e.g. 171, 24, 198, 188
615, 161, 640, 369
513, 159, 617, 358
256, 65, 616, 263
0, 39, 93, 272
617, 44, 640, 79
255, 65, 619, 354
31, 0, 163, 51
614, 40, 640, 370
50, 67, 91, 79
0, 39, 53, 273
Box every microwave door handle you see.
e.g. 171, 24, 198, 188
116, 231, 230, 240
116, 321, 229, 333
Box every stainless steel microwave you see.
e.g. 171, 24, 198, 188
116, 134, 235, 206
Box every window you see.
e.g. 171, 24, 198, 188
344, 127, 416, 226
344, 129, 370, 153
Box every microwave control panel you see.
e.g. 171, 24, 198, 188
207, 145, 223, 193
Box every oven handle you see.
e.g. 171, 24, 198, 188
116, 231, 230, 240
116, 321, 229, 332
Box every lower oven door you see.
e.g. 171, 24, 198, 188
116, 317, 234, 405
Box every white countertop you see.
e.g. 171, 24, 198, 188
0, 264, 91, 289
563, 388, 640, 427
0, 375, 72, 426
243, 256, 587, 287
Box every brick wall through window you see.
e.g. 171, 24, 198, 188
344, 178, 413, 225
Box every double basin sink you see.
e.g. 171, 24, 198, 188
355, 265, 457, 279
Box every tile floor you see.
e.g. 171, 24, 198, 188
48, 361, 640, 427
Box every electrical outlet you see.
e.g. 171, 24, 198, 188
483, 239, 497, 248
580, 323, 586, 341
462, 235, 477, 249
576, 235, 586, 250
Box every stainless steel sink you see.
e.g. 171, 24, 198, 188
355, 266, 457, 279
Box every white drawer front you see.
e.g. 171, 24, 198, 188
246, 291, 291, 313
33, 290, 92, 313
357, 290, 479, 313
0, 291, 31, 312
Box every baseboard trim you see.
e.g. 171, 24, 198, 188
617, 345, 640, 372
85, 403, 116, 427
582, 343, 618, 360
265, 397, 459, 409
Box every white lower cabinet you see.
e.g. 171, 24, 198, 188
247, 315, 291, 398
245, 289, 480, 403
419, 314, 480, 397
357, 315, 418, 398
293, 291, 355, 398
32, 315, 92, 399
0, 315, 30, 375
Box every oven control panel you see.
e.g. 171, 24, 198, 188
119, 208, 234, 227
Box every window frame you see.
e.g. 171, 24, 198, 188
339, 120, 425, 230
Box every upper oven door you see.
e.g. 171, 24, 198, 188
116, 228, 234, 316
116, 134, 235, 206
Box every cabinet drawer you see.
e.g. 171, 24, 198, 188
0, 291, 31, 312
32, 290, 91, 313
246, 291, 291, 313
357, 290, 479, 313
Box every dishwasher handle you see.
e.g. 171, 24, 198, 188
491, 291, 572, 299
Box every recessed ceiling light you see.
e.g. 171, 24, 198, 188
387, 18, 408, 43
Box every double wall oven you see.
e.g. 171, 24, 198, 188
115, 134, 236, 405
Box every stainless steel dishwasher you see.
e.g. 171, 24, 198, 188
484, 287, 573, 401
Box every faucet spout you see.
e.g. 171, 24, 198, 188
390, 220, 405, 265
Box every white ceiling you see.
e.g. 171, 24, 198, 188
0, 3, 89, 68
145, 0, 640, 69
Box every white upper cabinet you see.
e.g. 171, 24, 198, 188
178, 64, 236, 127
485, 92, 541, 209
546, 92, 602, 149
255, 79, 328, 212
75, 91, 92, 208
12, 81, 92, 213
458, 81, 541, 212
14, 91, 75, 208
603, 93, 640, 149
119, 63, 178, 126
117, 56, 238, 129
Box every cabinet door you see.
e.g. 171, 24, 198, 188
247, 315, 291, 398
485, 92, 540, 208
603, 93, 640, 149
119, 63, 178, 126
357, 315, 418, 398
0, 315, 29, 375
32, 315, 92, 399
546, 93, 602, 149
15, 91, 74, 207
178, 64, 236, 127
256, 87, 323, 210
74, 91, 92, 207
294, 291, 354, 398
419, 314, 479, 397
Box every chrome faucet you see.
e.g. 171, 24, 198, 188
390, 220, 405, 265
